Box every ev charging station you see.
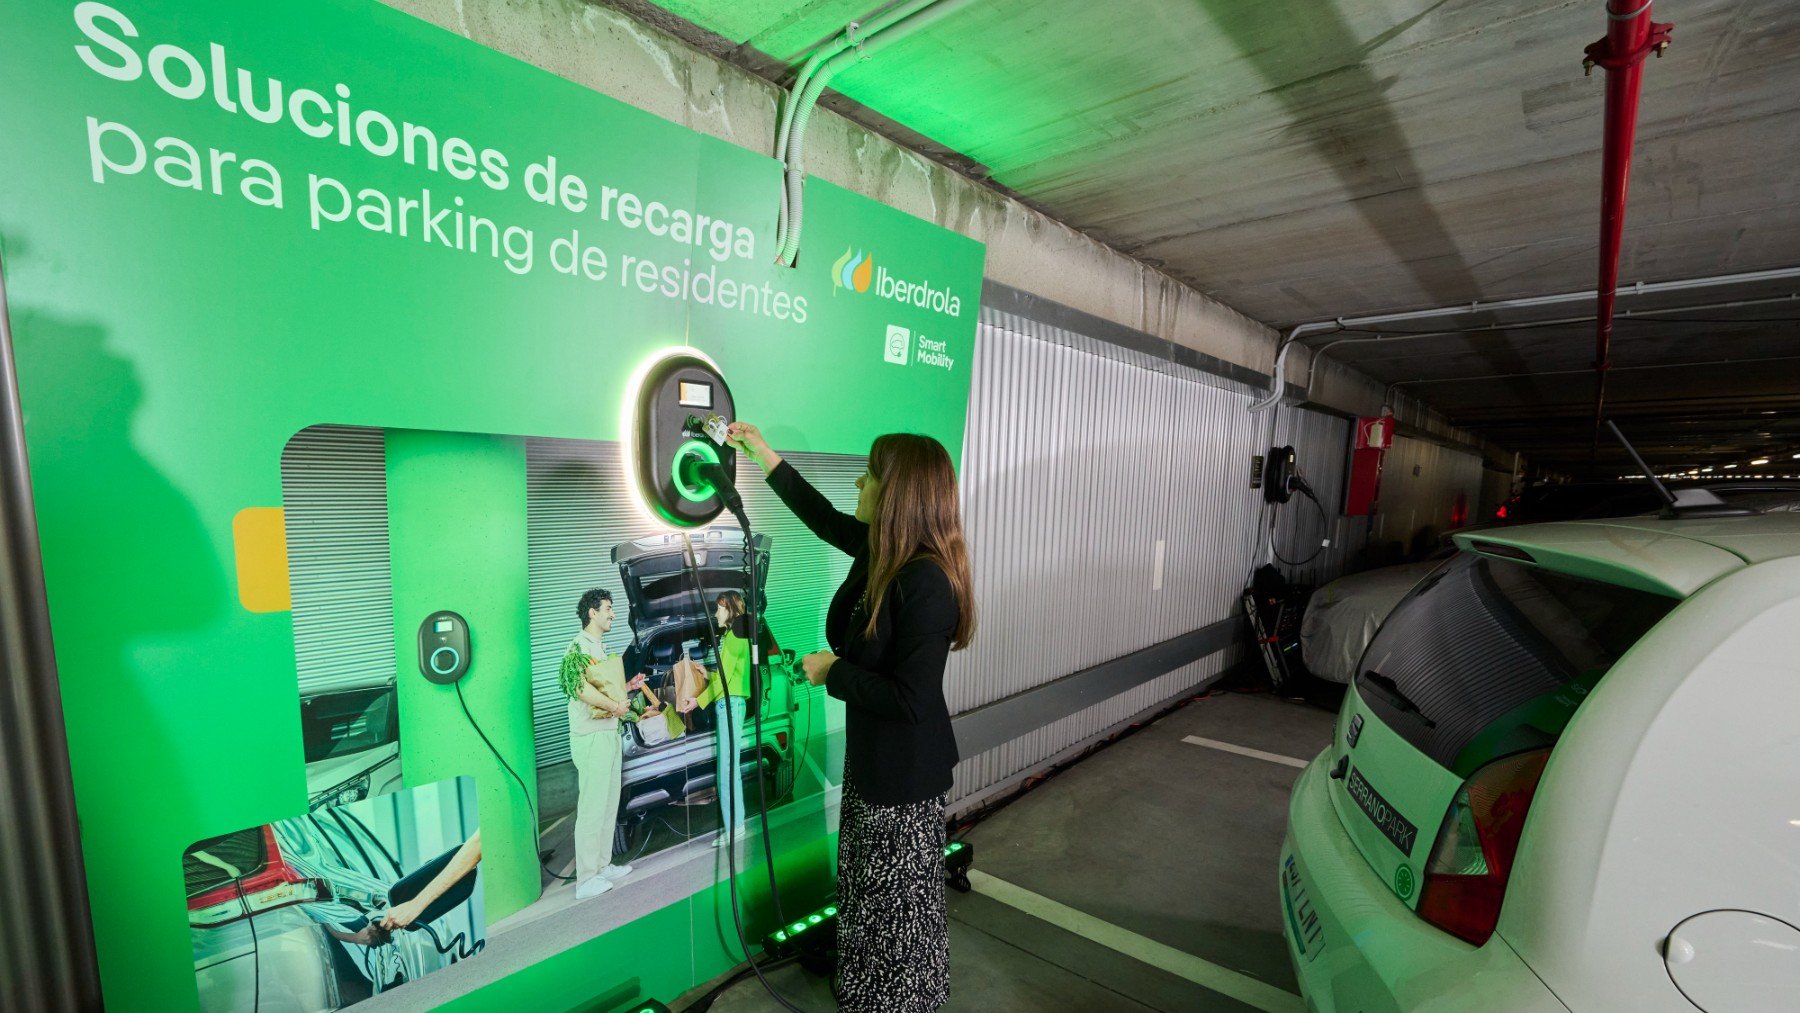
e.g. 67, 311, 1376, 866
626, 348, 740, 529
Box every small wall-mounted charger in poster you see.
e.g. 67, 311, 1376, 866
419, 610, 471, 683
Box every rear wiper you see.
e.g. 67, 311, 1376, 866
1360, 671, 1435, 728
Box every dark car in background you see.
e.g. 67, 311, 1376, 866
610, 529, 795, 847
1492, 479, 1800, 524
301, 685, 403, 812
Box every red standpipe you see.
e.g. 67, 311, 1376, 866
1583, 2, 1673, 426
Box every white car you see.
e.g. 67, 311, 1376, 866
1280, 510, 1800, 1011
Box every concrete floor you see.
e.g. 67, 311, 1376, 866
677, 690, 1337, 1012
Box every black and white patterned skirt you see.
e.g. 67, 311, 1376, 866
835, 773, 950, 1012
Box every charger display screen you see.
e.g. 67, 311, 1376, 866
678, 381, 712, 408
434, 619, 453, 633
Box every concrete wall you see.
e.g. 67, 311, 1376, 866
379, 0, 1496, 450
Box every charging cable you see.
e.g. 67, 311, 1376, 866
681, 534, 810, 1013
233, 877, 261, 1013
1270, 459, 1328, 569
453, 681, 575, 883
736, 522, 794, 923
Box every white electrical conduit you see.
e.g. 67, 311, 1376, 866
1299, 292, 1800, 403
772, 0, 982, 266
1387, 352, 1800, 394
1247, 265, 1800, 412
773, 1, 934, 248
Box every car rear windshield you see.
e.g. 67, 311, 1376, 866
1357, 552, 1679, 776
184, 828, 266, 898
300, 687, 398, 764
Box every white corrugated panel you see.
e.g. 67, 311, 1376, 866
947, 309, 1360, 804
1369, 435, 1484, 553
281, 425, 397, 698
524, 439, 863, 768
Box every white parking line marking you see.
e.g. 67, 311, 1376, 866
1182, 736, 1309, 769
967, 869, 1306, 1013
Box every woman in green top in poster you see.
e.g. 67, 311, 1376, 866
679, 591, 777, 847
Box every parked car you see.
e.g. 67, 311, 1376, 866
300, 685, 403, 811
1279, 510, 1800, 1011
1302, 481, 1800, 686
1298, 558, 1443, 685
188, 807, 465, 1011
610, 529, 795, 847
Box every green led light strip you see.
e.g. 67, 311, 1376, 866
769, 845, 967, 946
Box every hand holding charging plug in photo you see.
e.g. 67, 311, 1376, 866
801, 650, 837, 686
379, 831, 482, 932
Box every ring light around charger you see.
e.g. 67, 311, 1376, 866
625, 348, 739, 526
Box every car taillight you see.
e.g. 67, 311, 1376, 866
188, 825, 330, 928
1495, 504, 1509, 520
776, 732, 788, 750
1417, 748, 1550, 946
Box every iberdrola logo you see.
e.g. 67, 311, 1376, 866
831, 247, 874, 294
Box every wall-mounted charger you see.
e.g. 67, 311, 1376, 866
419, 610, 471, 684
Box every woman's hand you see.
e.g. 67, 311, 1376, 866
626, 673, 647, 692
726, 422, 782, 474
801, 651, 836, 686
678, 696, 698, 714
379, 897, 427, 931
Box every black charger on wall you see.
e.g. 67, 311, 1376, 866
419, 610, 471, 683
1264, 445, 1299, 504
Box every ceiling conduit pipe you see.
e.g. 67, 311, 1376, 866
773, 1, 941, 253
1244, 263, 1800, 414
1581, 0, 1673, 426
773, 0, 982, 267
1302, 291, 1800, 399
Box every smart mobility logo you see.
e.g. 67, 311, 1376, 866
885, 325, 911, 365
832, 247, 875, 294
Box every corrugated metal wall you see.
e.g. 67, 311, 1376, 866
1367, 435, 1484, 555
946, 309, 1355, 806
280, 425, 397, 698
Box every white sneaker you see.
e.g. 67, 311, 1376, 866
599, 863, 632, 881
574, 876, 613, 900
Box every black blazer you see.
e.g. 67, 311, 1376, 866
768, 460, 961, 806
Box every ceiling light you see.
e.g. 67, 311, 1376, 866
1724, 464, 1739, 470
1701, 467, 1714, 473
1751, 459, 1770, 466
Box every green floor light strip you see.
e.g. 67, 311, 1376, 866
761, 841, 974, 958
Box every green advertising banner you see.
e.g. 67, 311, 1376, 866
0, 0, 984, 1008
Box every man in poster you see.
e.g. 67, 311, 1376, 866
561, 589, 638, 899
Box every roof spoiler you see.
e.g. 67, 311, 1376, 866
1605, 420, 1759, 520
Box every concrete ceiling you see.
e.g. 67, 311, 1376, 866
632, 0, 1800, 475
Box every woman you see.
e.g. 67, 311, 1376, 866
727, 422, 975, 1013
679, 591, 777, 847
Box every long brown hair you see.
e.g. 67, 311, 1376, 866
860, 434, 976, 649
